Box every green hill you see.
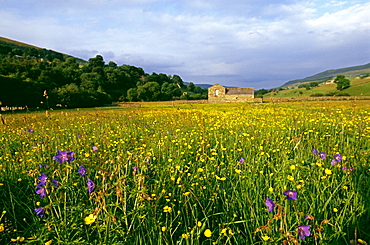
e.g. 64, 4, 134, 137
0, 36, 86, 64
282, 63, 370, 88
271, 76, 370, 98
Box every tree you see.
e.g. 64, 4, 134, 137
127, 88, 138, 101
334, 75, 350, 91
137, 82, 161, 101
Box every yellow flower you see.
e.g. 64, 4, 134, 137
287, 175, 294, 181
197, 168, 204, 172
11, 237, 25, 242
36, 202, 40, 206
268, 187, 273, 192
221, 228, 227, 234
45, 240, 52, 245
235, 169, 242, 174
262, 235, 270, 241
197, 221, 202, 227
325, 168, 332, 175
161, 226, 166, 232
204, 229, 212, 237
183, 192, 191, 196
182, 233, 190, 239
0, 225, 4, 232
84, 214, 97, 225
163, 206, 172, 213
333, 208, 338, 212
296, 184, 302, 189
343, 186, 348, 190
290, 165, 296, 170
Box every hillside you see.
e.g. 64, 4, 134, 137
0, 36, 86, 64
282, 63, 370, 88
270, 75, 370, 98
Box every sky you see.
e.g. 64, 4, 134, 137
1, 0, 369, 89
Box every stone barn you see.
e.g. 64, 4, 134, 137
208, 84, 255, 103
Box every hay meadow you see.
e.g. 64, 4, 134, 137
0, 100, 369, 244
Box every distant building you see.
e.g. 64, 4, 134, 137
208, 84, 256, 103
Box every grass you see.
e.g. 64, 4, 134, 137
272, 76, 370, 98
0, 101, 369, 244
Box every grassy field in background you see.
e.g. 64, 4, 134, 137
0, 101, 369, 244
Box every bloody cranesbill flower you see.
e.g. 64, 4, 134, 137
92, 146, 98, 152
297, 225, 311, 240
87, 178, 95, 193
265, 197, 275, 212
334, 154, 342, 162
132, 166, 138, 170
239, 157, 245, 164
319, 152, 327, 159
78, 166, 86, 176
35, 185, 46, 199
283, 190, 298, 200
53, 150, 75, 164
28, 128, 34, 133
34, 207, 45, 218
312, 148, 318, 155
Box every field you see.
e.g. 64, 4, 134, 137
0, 101, 369, 244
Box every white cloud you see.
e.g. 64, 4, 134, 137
0, 0, 369, 89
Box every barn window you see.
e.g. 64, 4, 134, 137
215, 90, 219, 96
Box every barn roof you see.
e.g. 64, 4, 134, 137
226, 88, 254, 95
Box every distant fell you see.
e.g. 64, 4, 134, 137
282, 63, 370, 88
0, 36, 86, 64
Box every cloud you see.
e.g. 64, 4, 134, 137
0, 0, 369, 89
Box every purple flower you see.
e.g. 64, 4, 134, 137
239, 157, 245, 164
132, 166, 138, 170
146, 159, 151, 164
38, 163, 47, 168
312, 148, 318, 155
53, 150, 75, 164
78, 166, 86, 176
92, 146, 98, 152
35, 185, 46, 199
28, 128, 34, 133
265, 197, 275, 212
87, 178, 95, 193
38, 173, 48, 186
330, 159, 337, 166
297, 225, 311, 240
334, 154, 342, 162
52, 179, 59, 187
283, 190, 298, 200
319, 152, 327, 159
34, 207, 45, 218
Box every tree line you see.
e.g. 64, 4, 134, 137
0, 45, 207, 108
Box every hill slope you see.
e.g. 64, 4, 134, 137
282, 63, 370, 88
0, 36, 86, 63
